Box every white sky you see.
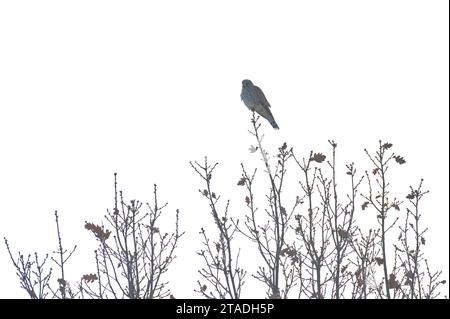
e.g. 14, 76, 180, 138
0, 1, 448, 298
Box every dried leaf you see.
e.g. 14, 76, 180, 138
394, 155, 406, 165
388, 274, 400, 289
85, 222, 111, 242
311, 153, 326, 163
81, 274, 98, 283
362, 202, 369, 210
338, 228, 350, 239
375, 257, 384, 265
237, 177, 246, 186
382, 143, 393, 150
421, 237, 425, 245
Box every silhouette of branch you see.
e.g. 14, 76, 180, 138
191, 157, 246, 299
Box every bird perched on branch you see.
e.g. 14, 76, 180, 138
240, 79, 279, 129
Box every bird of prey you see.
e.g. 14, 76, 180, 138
240, 79, 279, 129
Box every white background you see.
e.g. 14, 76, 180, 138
0, 1, 448, 298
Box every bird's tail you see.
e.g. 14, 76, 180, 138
259, 108, 280, 129
269, 118, 279, 130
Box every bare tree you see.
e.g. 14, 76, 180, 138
361, 141, 405, 298
4, 211, 77, 299
81, 173, 184, 299
233, 113, 299, 298
293, 148, 332, 298
316, 141, 363, 299
191, 157, 246, 299
392, 179, 446, 298
349, 228, 381, 298
5, 131, 447, 299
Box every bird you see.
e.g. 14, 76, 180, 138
240, 79, 279, 129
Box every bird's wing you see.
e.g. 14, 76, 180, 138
254, 85, 271, 108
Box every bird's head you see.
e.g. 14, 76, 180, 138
242, 79, 253, 87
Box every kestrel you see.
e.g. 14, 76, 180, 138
240, 79, 279, 129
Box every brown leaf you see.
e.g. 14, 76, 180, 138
375, 257, 384, 265
245, 196, 250, 205
388, 274, 400, 289
311, 153, 326, 163
382, 143, 393, 150
85, 222, 111, 242
394, 155, 406, 165
362, 202, 369, 210
373, 168, 379, 175
406, 192, 415, 200
421, 237, 426, 245
211, 192, 216, 199
338, 228, 350, 239
81, 274, 98, 283
237, 177, 246, 186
